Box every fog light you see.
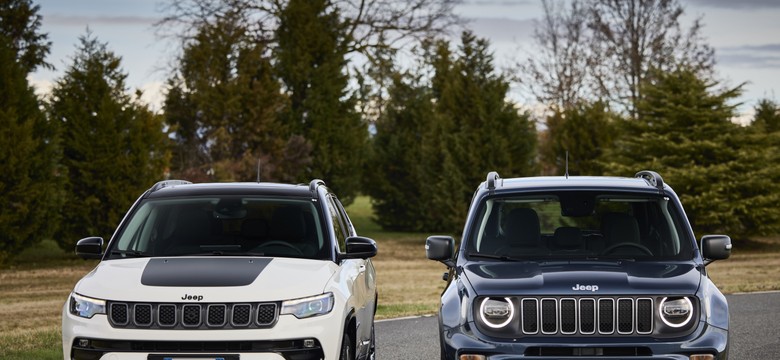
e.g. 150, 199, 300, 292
78, 339, 89, 347
459, 355, 486, 360
303, 339, 315, 348
690, 355, 714, 360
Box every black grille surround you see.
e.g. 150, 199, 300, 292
476, 296, 662, 338
108, 301, 278, 330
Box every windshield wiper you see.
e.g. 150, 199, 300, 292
111, 250, 152, 258
467, 253, 524, 262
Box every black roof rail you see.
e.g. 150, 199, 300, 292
149, 179, 192, 193
309, 179, 326, 197
486, 171, 500, 194
635, 170, 664, 190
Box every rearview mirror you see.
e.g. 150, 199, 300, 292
426, 236, 455, 267
701, 235, 731, 265
75, 237, 104, 260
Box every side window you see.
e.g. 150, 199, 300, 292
326, 195, 348, 252
333, 197, 355, 237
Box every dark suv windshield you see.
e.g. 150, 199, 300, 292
468, 191, 693, 261
107, 196, 327, 259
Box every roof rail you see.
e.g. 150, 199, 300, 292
635, 170, 664, 190
486, 171, 500, 194
309, 179, 326, 197
149, 179, 192, 193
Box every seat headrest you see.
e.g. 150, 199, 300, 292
269, 206, 307, 241
241, 218, 268, 239
553, 226, 582, 249
504, 208, 541, 246
602, 212, 640, 244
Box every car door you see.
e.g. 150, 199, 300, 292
327, 195, 375, 358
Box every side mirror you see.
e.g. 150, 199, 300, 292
344, 236, 377, 259
701, 235, 732, 265
426, 236, 455, 267
75, 237, 104, 260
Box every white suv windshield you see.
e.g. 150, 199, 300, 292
468, 192, 693, 260
108, 196, 326, 259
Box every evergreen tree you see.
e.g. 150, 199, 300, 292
606, 67, 780, 239
365, 72, 433, 231
423, 32, 537, 231
0, 0, 62, 263
165, 13, 295, 182
275, 0, 368, 204
752, 98, 780, 133
369, 33, 537, 232
540, 101, 617, 176
49, 33, 169, 248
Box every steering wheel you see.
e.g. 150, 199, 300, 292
601, 242, 653, 256
255, 241, 303, 256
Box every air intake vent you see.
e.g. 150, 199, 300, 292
257, 304, 277, 325
110, 303, 128, 325
134, 304, 152, 326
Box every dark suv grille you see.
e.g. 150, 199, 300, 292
107, 302, 278, 330
519, 297, 653, 336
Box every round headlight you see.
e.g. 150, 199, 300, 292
659, 297, 693, 328
479, 297, 514, 328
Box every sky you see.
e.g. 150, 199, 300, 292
29, 0, 780, 119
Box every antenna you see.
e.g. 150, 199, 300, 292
565, 151, 569, 179
256, 159, 261, 182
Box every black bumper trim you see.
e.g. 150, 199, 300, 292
71, 338, 324, 360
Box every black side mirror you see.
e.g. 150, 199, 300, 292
426, 236, 455, 267
76, 237, 104, 260
344, 236, 377, 259
701, 235, 732, 265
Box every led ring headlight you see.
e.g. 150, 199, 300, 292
659, 297, 693, 328
479, 297, 514, 328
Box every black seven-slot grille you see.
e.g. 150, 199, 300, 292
519, 297, 653, 335
108, 302, 278, 330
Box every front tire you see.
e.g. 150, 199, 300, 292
340, 332, 353, 360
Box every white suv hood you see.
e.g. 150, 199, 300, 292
74, 257, 339, 303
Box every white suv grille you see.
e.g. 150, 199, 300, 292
108, 302, 278, 330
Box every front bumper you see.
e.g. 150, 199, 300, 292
440, 320, 728, 360
62, 302, 344, 360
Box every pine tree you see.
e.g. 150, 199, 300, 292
0, 0, 62, 263
49, 33, 169, 248
424, 32, 537, 231
365, 72, 434, 231
275, 0, 368, 204
370, 33, 537, 232
606, 67, 780, 238
165, 13, 294, 182
540, 101, 617, 176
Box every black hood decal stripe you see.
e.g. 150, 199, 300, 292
141, 258, 272, 287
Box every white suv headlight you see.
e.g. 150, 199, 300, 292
69, 293, 106, 319
281, 293, 334, 319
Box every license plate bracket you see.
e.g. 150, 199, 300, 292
147, 355, 239, 360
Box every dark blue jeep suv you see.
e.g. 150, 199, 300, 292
426, 171, 731, 360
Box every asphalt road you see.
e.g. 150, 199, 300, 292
376, 291, 780, 359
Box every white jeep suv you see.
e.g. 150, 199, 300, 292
62, 179, 378, 360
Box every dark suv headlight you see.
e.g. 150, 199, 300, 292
479, 297, 514, 328
659, 296, 694, 328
